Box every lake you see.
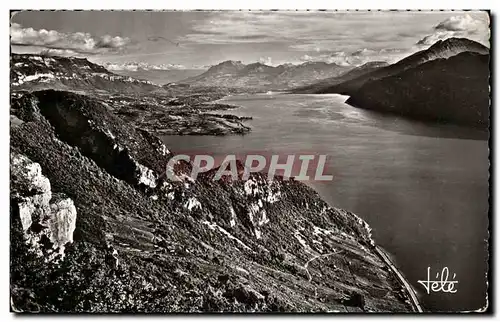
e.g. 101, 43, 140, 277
161, 93, 489, 312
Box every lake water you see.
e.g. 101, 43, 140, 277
161, 93, 489, 312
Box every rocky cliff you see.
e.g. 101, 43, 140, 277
10, 89, 416, 312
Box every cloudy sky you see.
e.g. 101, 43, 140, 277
10, 10, 490, 70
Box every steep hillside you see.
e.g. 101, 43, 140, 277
346, 52, 490, 129
292, 61, 388, 94
10, 54, 251, 136
10, 90, 416, 312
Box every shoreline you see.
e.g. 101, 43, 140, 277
374, 246, 424, 312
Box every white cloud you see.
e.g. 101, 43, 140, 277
39, 48, 81, 57
435, 14, 485, 32
416, 31, 455, 46
300, 54, 313, 61
258, 56, 273, 65
416, 14, 490, 47
300, 52, 362, 67
10, 23, 131, 55
10, 11, 491, 67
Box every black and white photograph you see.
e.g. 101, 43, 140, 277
8, 7, 492, 314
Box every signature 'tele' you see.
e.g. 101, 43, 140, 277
417, 267, 458, 294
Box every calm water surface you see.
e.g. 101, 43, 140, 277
161, 93, 489, 311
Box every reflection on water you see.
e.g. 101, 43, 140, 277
161, 93, 489, 311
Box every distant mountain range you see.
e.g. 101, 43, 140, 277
293, 38, 490, 129
178, 61, 351, 90
296, 38, 489, 96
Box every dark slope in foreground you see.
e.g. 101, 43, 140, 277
346, 52, 490, 129
10, 90, 415, 312
311, 38, 489, 96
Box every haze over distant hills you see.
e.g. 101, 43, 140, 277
178, 61, 351, 90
